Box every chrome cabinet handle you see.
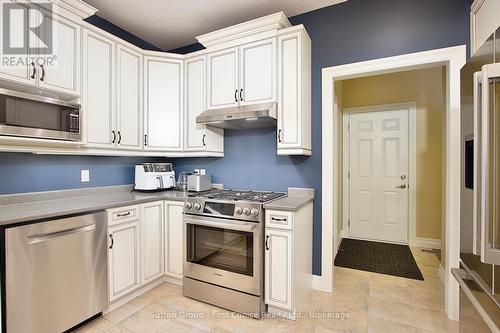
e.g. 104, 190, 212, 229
30, 62, 36, 79
112, 130, 116, 144
202, 134, 206, 147
117, 131, 122, 144
271, 217, 287, 222
234, 89, 238, 102
278, 129, 282, 143
40, 64, 45, 81
109, 234, 114, 249
144, 134, 148, 146
116, 211, 131, 217
265, 235, 270, 251
396, 184, 407, 189
239, 89, 243, 101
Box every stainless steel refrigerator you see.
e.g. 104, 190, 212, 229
455, 26, 500, 332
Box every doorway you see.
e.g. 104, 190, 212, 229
344, 105, 412, 244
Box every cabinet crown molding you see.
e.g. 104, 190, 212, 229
50, 0, 98, 18
196, 11, 291, 48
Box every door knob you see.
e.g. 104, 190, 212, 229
396, 184, 407, 189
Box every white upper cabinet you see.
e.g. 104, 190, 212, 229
206, 38, 277, 109
470, 0, 500, 55
277, 27, 311, 156
83, 28, 115, 149
37, 9, 80, 96
144, 56, 183, 151
116, 44, 142, 150
239, 38, 276, 105
206, 47, 239, 110
0, 0, 33, 85
185, 55, 224, 153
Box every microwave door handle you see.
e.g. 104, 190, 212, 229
472, 71, 482, 256
480, 63, 500, 265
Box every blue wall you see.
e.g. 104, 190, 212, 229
0, 0, 471, 275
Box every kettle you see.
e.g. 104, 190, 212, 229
177, 172, 192, 191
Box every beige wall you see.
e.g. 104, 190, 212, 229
341, 67, 445, 240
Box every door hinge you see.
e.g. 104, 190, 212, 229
348, 218, 350, 227
347, 124, 350, 131
348, 171, 350, 179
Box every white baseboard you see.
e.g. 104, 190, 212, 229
411, 237, 441, 249
334, 230, 344, 259
438, 264, 445, 285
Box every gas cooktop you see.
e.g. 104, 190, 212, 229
187, 189, 286, 203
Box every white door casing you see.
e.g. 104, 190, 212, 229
348, 108, 409, 243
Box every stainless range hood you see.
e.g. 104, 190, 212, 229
196, 102, 277, 129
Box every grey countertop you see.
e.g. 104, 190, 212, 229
0, 185, 315, 226
0, 186, 188, 226
263, 195, 314, 211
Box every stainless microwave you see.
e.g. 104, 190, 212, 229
0, 89, 81, 142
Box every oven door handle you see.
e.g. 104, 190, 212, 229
184, 218, 257, 232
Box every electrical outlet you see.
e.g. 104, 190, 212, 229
200, 169, 206, 175
81, 170, 90, 183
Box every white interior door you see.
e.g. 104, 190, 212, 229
349, 108, 409, 243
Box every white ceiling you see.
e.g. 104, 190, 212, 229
82, 0, 346, 51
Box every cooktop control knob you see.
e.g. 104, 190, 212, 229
251, 208, 259, 217
185, 202, 192, 209
194, 203, 201, 211
243, 208, 251, 216
235, 207, 243, 215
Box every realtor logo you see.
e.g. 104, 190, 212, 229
2, 2, 53, 55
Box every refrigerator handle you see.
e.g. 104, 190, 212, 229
480, 63, 500, 265
473, 71, 482, 256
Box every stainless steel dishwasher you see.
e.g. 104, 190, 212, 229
5, 211, 108, 333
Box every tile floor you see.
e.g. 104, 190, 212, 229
75, 247, 457, 333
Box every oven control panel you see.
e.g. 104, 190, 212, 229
183, 198, 262, 222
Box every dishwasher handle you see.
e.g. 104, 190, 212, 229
26, 224, 96, 245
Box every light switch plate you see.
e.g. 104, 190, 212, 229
81, 170, 90, 183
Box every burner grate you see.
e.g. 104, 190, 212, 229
189, 189, 286, 203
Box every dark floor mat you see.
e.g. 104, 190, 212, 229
334, 238, 424, 280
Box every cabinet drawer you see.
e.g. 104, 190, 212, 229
265, 210, 293, 230
108, 205, 139, 225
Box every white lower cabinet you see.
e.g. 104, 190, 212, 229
108, 219, 141, 302
265, 229, 292, 310
164, 201, 184, 279
264, 202, 313, 319
141, 201, 165, 284
107, 200, 184, 304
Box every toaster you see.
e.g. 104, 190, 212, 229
134, 163, 176, 191
187, 174, 212, 192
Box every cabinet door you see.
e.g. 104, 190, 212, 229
185, 56, 206, 150
264, 229, 292, 311
165, 201, 184, 279
116, 45, 142, 150
108, 221, 140, 302
144, 57, 182, 150
83, 29, 115, 148
206, 47, 239, 110
0, 0, 36, 85
239, 38, 276, 106
141, 201, 164, 284
38, 9, 80, 96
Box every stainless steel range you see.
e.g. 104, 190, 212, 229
182, 189, 286, 317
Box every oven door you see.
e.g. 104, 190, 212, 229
184, 214, 261, 296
